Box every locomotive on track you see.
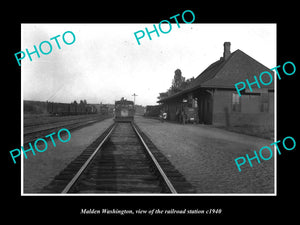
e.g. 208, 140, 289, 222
114, 98, 135, 122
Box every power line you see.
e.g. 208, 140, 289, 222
46, 84, 65, 102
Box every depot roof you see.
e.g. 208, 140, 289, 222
158, 48, 274, 103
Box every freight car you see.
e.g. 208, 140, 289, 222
99, 104, 109, 115
47, 101, 97, 116
114, 98, 135, 122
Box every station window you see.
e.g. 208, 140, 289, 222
260, 93, 269, 112
232, 93, 241, 112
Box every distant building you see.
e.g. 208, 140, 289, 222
158, 42, 274, 128
93, 103, 114, 115
145, 105, 161, 117
134, 104, 146, 115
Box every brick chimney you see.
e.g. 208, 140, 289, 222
223, 42, 231, 60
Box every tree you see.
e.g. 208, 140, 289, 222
158, 92, 168, 100
169, 69, 186, 94
172, 69, 185, 89
157, 69, 192, 100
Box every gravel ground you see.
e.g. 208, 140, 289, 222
135, 116, 275, 194
23, 118, 114, 193
24, 114, 109, 134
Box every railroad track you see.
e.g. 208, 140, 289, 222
63, 122, 176, 193
41, 121, 195, 194
23, 117, 110, 145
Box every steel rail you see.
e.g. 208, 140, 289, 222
61, 123, 116, 193
24, 120, 98, 135
131, 122, 177, 194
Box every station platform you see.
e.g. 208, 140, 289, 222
135, 116, 274, 194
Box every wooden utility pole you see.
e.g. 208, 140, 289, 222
132, 93, 138, 107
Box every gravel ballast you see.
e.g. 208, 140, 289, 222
135, 116, 275, 194
23, 118, 114, 193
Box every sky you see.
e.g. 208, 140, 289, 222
21, 23, 276, 106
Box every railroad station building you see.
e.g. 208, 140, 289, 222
158, 42, 274, 129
